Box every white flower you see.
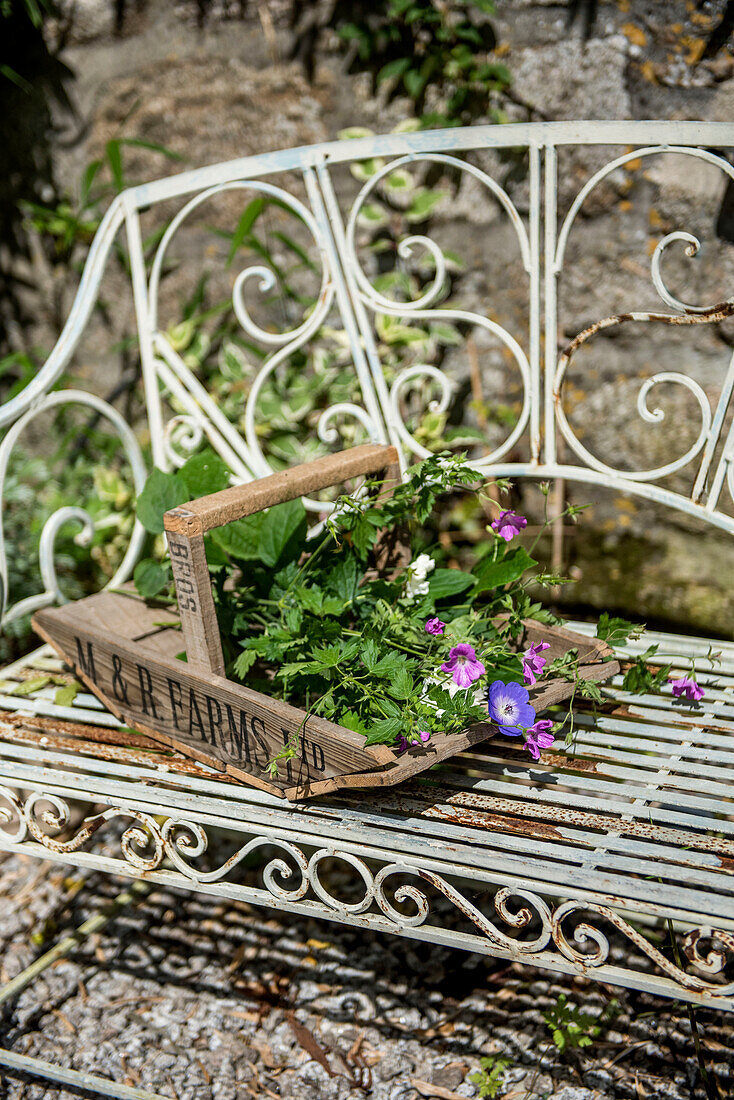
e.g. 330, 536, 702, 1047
404, 553, 435, 600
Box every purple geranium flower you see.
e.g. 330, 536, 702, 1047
396, 729, 431, 754
441, 643, 485, 689
522, 719, 555, 760
425, 617, 446, 636
488, 680, 536, 736
491, 510, 528, 542
669, 675, 705, 702
522, 640, 551, 686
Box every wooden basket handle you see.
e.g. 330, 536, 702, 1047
163, 444, 400, 676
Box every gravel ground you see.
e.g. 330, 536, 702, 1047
1, 851, 732, 1100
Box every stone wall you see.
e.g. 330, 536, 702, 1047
8, 0, 734, 636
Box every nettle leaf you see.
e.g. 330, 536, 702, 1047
179, 448, 230, 499
311, 644, 343, 670
364, 716, 402, 746
260, 498, 307, 567
596, 612, 644, 647
351, 512, 381, 559
326, 554, 359, 604
367, 651, 409, 681
136, 468, 188, 534
211, 514, 264, 560
234, 649, 258, 678
428, 568, 476, 601
133, 558, 171, 599
339, 711, 370, 736
361, 639, 380, 672
389, 668, 414, 700
473, 547, 537, 594
296, 585, 347, 618
283, 606, 303, 634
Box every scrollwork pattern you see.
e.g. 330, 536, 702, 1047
0, 390, 148, 627
162, 414, 205, 468
344, 153, 533, 468
2, 795, 731, 997
553, 147, 734, 487
148, 177, 368, 505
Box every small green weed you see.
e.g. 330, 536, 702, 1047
468, 1053, 511, 1098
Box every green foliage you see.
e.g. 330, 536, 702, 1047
133, 558, 172, 599
467, 1054, 511, 1098
54, 680, 81, 707
298, 0, 512, 126
132, 451, 583, 764
0, 445, 137, 662
595, 612, 644, 648
473, 546, 537, 594
543, 993, 601, 1053
22, 137, 181, 264
622, 644, 671, 695
136, 469, 190, 535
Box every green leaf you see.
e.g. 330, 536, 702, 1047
389, 668, 414, 700
179, 449, 230, 498
136, 468, 189, 534
12, 676, 52, 696
326, 554, 359, 604
377, 57, 412, 84
337, 126, 375, 140
364, 716, 402, 746
80, 159, 103, 206
406, 188, 446, 223
403, 68, 426, 99
134, 558, 172, 599
427, 568, 476, 601
211, 514, 264, 560
227, 197, 265, 265
339, 711, 369, 736
361, 639, 380, 672
357, 202, 389, 229
55, 681, 81, 707
259, 497, 308, 568
234, 649, 258, 678
351, 512, 380, 558
119, 137, 183, 161
596, 612, 644, 647
105, 140, 124, 192
473, 547, 537, 594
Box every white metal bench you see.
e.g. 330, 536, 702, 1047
1, 121, 733, 1093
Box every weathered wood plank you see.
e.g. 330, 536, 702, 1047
166, 529, 225, 676
164, 444, 399, 536
33, 597, 395, 799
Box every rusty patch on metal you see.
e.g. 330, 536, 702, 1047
560, 298, 734, 366
423, 801, 565, 842
0, 718, 244, 785
0, 709, 161, 748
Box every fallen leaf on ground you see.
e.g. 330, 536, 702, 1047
410, 1079, 467, 1100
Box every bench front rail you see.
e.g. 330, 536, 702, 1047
1, 121, 733, 1018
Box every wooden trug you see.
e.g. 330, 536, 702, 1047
33, 445, 619, 800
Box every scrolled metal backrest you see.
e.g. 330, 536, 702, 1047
2, 120, 734, 627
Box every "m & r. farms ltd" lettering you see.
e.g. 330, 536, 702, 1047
73, 635, 326, 781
